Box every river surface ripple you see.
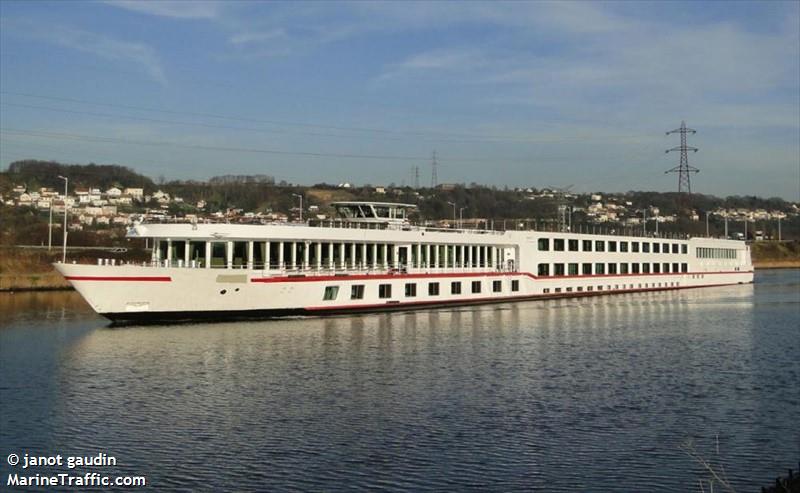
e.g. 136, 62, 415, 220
1, 269, 798, 492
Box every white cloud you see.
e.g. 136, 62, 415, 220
104, 0, 222, 20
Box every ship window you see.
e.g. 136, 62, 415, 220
554, 263, 565, 276
597, 286, 603, 291
493, 280, 502, 293
662, 243, 669, 254
582, 240, 593, 252
587, 286, 593, 291
608, 241, 617, 252
643, 263, 650, 273
672, 244, 679, 254
428, 282, 440, 296
582, 263, 592, 275
555, 288, 562, 293
566, 287, 573, 292
568, 263, 579, 275
568, 239, 579, 251
643, 242, 650, 253
351, 285, 365, 300
632, 263, 640, 274
538, 263, 550, 276
323, 286, 340, 301
620, 241, 629, 253
189, 241, 206, 267
210, 242, 227, 268
632, 242, 640, 253
608, 263, 617, 274
595, 240, 605, 252
681, 244, 688, 254
451, 282, 462, 295
538, 238, 550, 251
511, 280, 520, 292
543, 288, 550, 294
681, 263, 688, 273
405, 283, 417, 297
672, 263, 679, 274
653, 263, 661, 273
379, 284, 392, 299
577, 286, 583, 292
554, 239, 565, 251
620, 263, 629, 274
595, 263, 605, 275
471, 281, 481, 294
663, 263, 670, 273
232, 241, 247, 268
653, 243, 660, 253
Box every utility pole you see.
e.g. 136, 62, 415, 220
430, 151, 438, 188
58, 175, 68, 263
724, 213, 728, 238
292, 193, 303, 222
447, 201, 456, 227
778, 216, 782, 241
642, 209, 647, 236
414, 166, 420, 189
459, 207, 465, 229
705, 211, 710, 237
665, 121, 699, 194
48, 202, 53, 251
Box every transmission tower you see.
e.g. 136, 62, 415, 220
665, 121, 699, 194
430, 151, 438, 188
414, 165, 420, 189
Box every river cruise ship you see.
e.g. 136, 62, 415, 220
55, 202, 753, 323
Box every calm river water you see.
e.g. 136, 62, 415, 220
1, 270, 798, 492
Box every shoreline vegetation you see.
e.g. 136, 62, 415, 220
1, 242, 797, 292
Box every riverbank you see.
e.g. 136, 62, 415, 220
0, 247, 148, 291
1, 241, 798, 291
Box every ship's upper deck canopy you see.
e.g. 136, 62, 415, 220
331, 201, 417, 223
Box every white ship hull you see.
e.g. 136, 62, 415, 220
55, 223, 754, 323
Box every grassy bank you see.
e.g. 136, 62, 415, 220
0, 247, 148, 291
751, 241, 800, 269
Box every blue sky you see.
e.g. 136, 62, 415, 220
1, 0, 798, 199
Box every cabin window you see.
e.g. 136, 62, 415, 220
210, 242, 227, 268
608, 263, 617, 274
582, 263, 592, 275
252, 242, 266, 269
582, 240, 592, 252
681, 263, 688, 273
554, 239, 565, 251
554, 263, 565, 276
405, 283, 417, 297
577, 286, 583, 292
620, 263, 629, 274
451, 282, 462, 295
643, 263, 651, 274
681, 244, 688, 254
471, 281, 481, 294
428, 282, 440, 296
653, 243, 660, 254
538, 238, 550, 251
493, 280, 502, 293
632, 242, 640, 253
323, 286, 340, 301
566, 287, 573, 292
620, 241, 629, 253
538, 263, 550, 276
555, 288, 562, 293
543, 288, 550, 294
351, 285, 365, 300
232, 241, 247, 268
672, 244, 679, 254
653, 263, 661, 273
608, 241, 617, 252
643, 243, 650, 253
632, 263, 640, 274
568, 239, 579, 251
595, 240, 605, 252
672, 263, 679, 273
511, 280, 519, 292
568, 263, 579, 275
189, 241, 206, 267
662, 243, 669, 254
379, 284, 392, 299
595, 263, 605, 275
